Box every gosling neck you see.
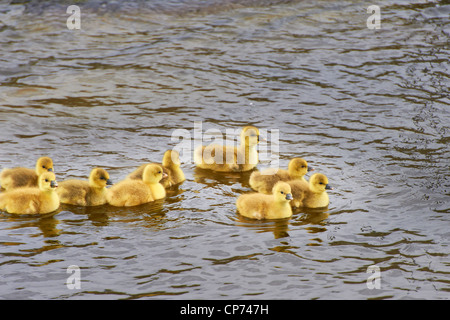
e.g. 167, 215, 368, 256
148, 182, 161, 189
147, 181, 165, 197
164, 161, 180, 170
171, 166, 185, 179
41, 188, 56, 197
144, 179, 159, 186
289, 170, 305, 180
162, 152, 180, 169
239, 142, 258, 164
271, 199, 291, 212
91, 185, 106, 193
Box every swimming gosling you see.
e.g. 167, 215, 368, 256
249, 158, 313, 194
0, 156, 54, 191
288, 173, 333, 208
127, 150, 185, 188
0, 172, 59, 214
57, 168, 113, 206
107, 164, 167, 207
236, 181, 293, 220
194, 126, 262, 172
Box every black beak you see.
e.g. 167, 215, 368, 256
285, 193, 293, 200
325, 184, 333, 190
50, 180, 58, 188
307, 166, 314, 172
106, 179, 113, 186
48, 168, 53, 172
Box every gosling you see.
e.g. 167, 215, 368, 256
0, 156, 54, 191
0, 172, 59, 215
288, 173, 333, 208
127, 150, 185, 188
249, 158, 313, 194
236, 181, 293, 220
57, 168, 113, 206
107, 164, 167, 207
194, 126, 262, 172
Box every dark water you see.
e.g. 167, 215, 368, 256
0, 0, 449, 299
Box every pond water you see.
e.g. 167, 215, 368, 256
0, 0, 449, 299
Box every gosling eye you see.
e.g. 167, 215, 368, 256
158, 171, 162, 174
42, 166, 46, 169
45, 179, 48, 182
100, 177, 106, 180
280, 191, 284, 194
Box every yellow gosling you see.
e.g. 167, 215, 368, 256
0, 156, 54, 191
57, 168, 113, 206
194, 126, 262, 172
107, 164, 167, 207
0, 172, 59, 214
236, 181, 293, 220
127, 150, 185, 188
288, 173, 333, 208
249, 158, 313, 194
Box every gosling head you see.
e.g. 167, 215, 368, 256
309, 173, 333, 193
36, 157, 54, 175
272, 181, 293, 202
162, 149, 181, 168
288, 158, 314, 178
89, 168, 113, 189
142, 164, 168, 184
241, 126, 262, 147
38, 172, 58, 191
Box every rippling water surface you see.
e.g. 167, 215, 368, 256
0, 0, 449, 299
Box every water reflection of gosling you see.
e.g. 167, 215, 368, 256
249, 158, 314, 194
0, 156, 54, 191
289, 173, 333, 208
194, 126, 262, 172
127, 150, 185, 188
236, 181, 293, 220
107, 164, 166, 207
57, 168, 113, 206
0, 172, 59, 214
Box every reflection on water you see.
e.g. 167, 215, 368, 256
0, 0, 449, 299
193, 167, 254, 188
233, 208, 330, 240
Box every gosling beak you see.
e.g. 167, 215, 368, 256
307, 166, 314, 172
48, 168, 53, 172
50, 180, 58, 188
106, 179, 113, 186
162, 173, 168, 178
285, 193, 293, 200
325, 184, 333, 190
